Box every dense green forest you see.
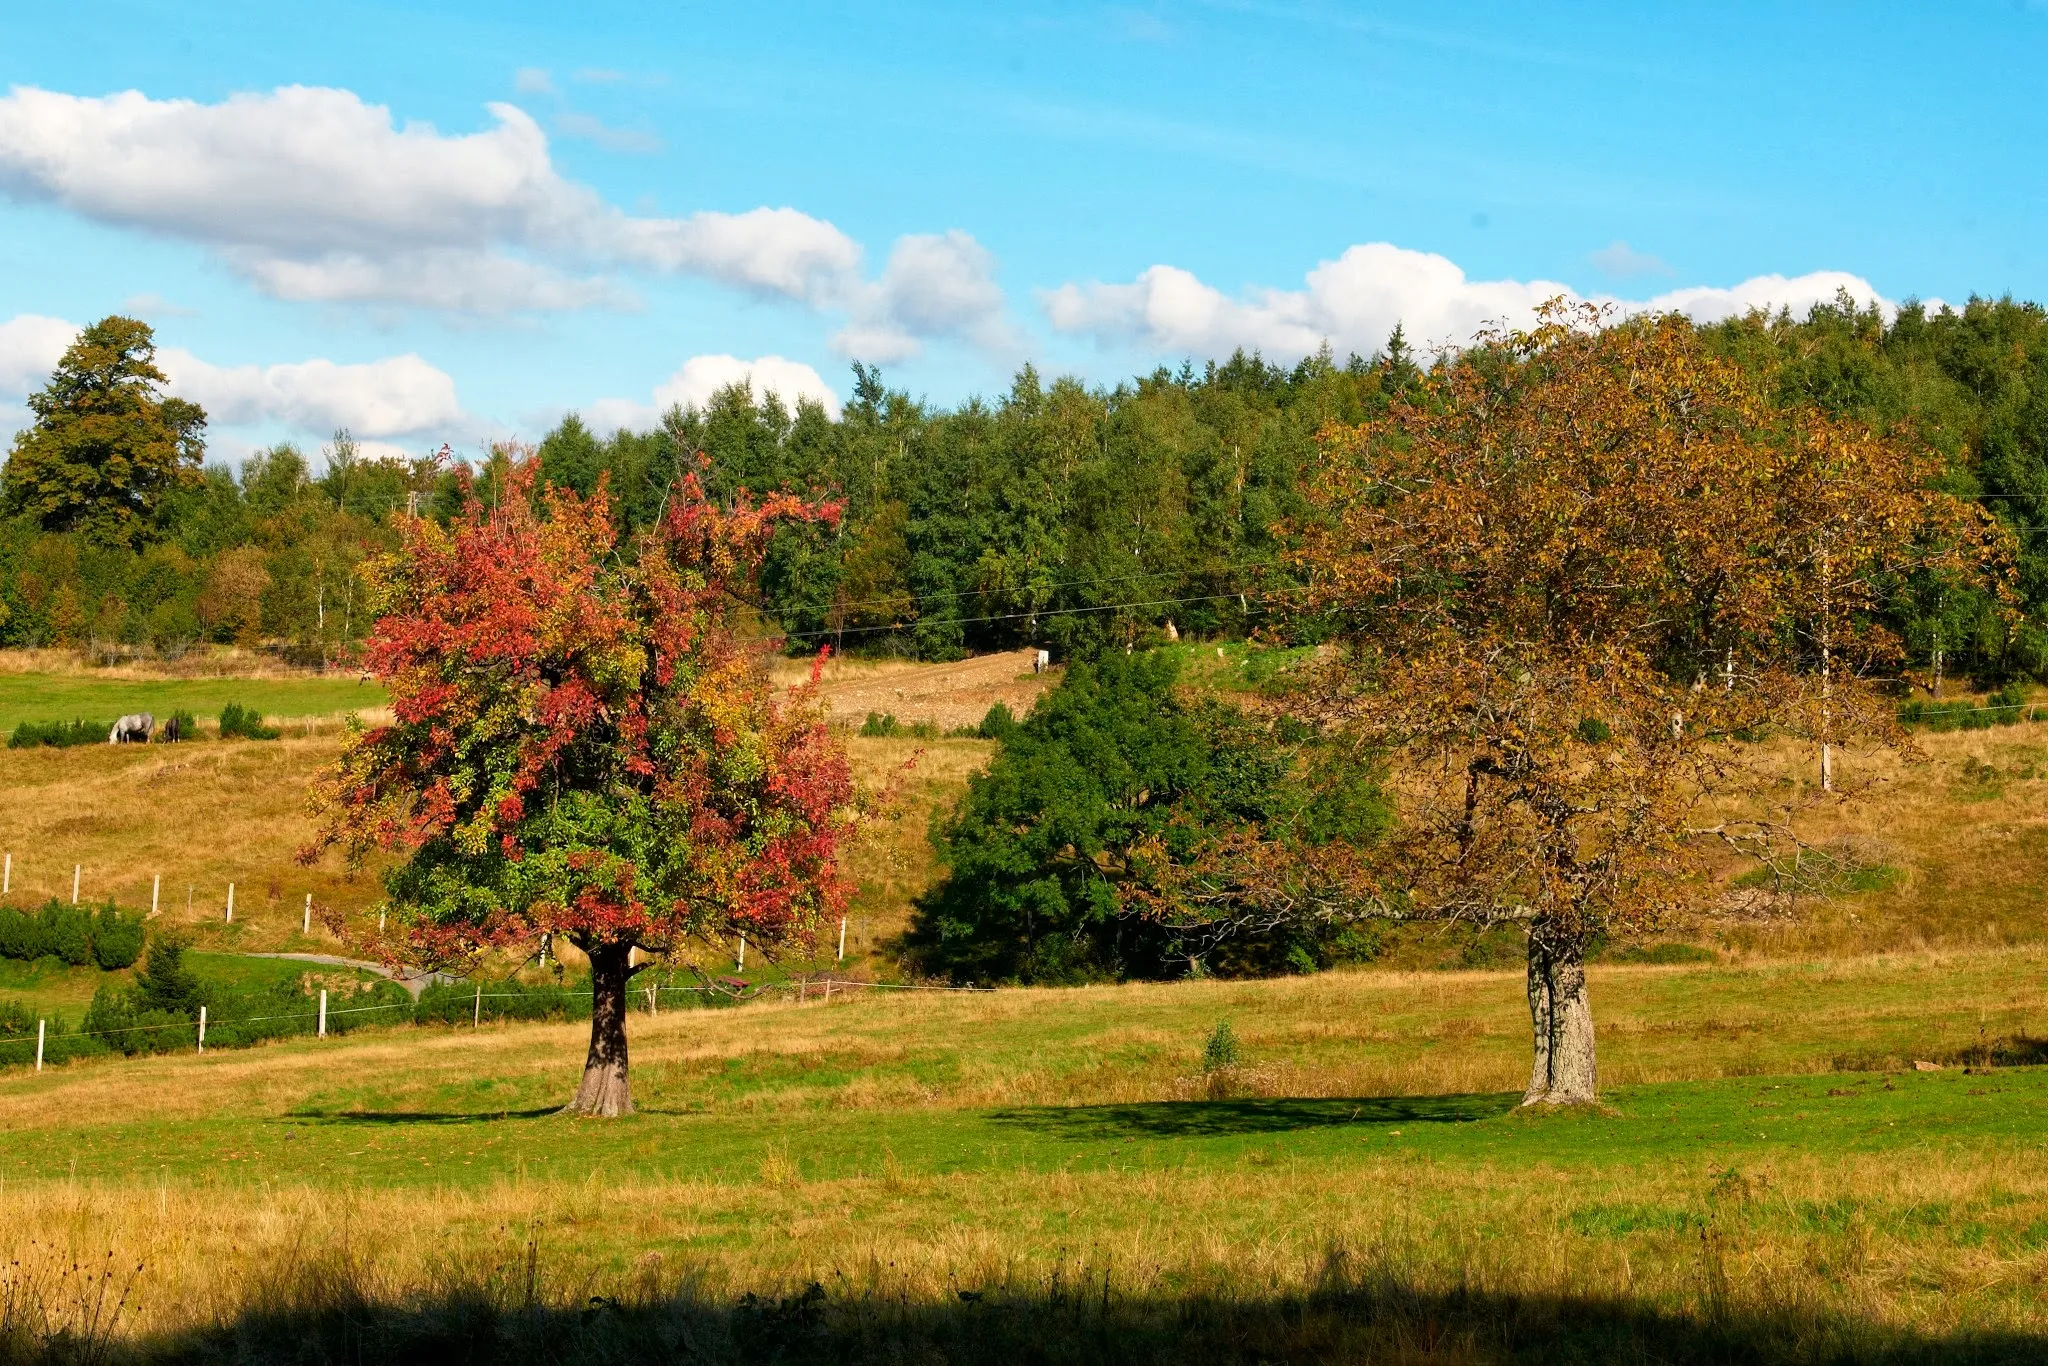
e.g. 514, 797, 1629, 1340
5, 295, 2048, 680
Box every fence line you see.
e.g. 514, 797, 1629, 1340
5, 975, 993, 1063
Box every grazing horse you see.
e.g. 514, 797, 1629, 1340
159, 714, 186, 742
108, 712, 154, 744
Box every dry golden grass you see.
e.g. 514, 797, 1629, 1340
7, 1149, 2043, 1349
0, 732, 988, 960
0, 646, 334, 680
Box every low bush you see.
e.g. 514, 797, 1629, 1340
415, 976, 592, 1026
92, 903, 145, 969
1898, 686, 2039, 731
81, 938, 414, 1056
858, 712, 940, 739
218, 701, 281, 740
7, 718, 108, 748
0, 899, 142, 967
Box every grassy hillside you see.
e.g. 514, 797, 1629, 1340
3, 952, 2047, 1359
0, 670, 386, 734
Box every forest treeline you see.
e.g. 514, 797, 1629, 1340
4, 294, 2047, 679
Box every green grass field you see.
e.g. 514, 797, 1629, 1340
0, 671, 385, 733
3, 951, 2048, 1361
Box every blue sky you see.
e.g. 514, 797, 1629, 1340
2, 1, 2044, 464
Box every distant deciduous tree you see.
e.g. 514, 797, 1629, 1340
1, 316, 205, 547
1287, 303, 2008, 1106
308, 460, 865, 1116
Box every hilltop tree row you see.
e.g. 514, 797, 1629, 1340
7, 296, 2048, 682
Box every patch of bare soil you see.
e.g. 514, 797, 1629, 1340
809, 649, 1057, 730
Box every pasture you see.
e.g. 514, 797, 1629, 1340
0, 670, 385, 735
5, 954, 2048, 1360
5, 656, 2048, 1360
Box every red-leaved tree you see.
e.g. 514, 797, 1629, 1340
306, 459, 861, 1115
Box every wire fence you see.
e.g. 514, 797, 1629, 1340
1, 972, 994, 1072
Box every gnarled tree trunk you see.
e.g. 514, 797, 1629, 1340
1522, 925, 1597, 1105
567, 940, 634, 1116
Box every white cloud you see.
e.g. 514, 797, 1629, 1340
833, 230, 1012, 361
0, 313, 76, 395
513, 68, 555, 96
0, 312, 466, 444
1043, 242, 1895, 360
583, 353, 842, 433
161, 350, 463, 439
0, 84, 862, 314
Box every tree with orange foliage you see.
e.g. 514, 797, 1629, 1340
1288, 304, 2006, 1105
306, 458, 862, 1116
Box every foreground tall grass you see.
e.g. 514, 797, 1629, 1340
5, 1150, 2044, 1362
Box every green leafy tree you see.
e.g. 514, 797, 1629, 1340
909, 651, 1385, 983
2, 317, 205, 546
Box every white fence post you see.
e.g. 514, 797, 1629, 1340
838, 916, 847, 963
225, 884, 235, 924
72, 865, 80, 905
302, 893, 311, 935
36, 1019, 44, 1072
151, 874, 160, 918
318, 989, 327, 1038
473, 982, 482, 1028
737, 934, 746, 970
197, 1006, 207, 1054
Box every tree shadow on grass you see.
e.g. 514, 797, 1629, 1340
985, 1092, 1515, 1141
290, 1107, 561, 1126
107, 1277, 2048, 1365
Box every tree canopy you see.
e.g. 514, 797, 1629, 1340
909, 651, 1387, 984
307, 461, 864, 1115
1287, 303, 2006, 1104
1, 316, 205, 548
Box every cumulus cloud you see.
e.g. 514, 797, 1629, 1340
1043, 242, 1895, 361
583, 354, 842, 433
0, 312, 465, 444
0, 84, 861, 313
160, 350, 463, 439
0, 313, 77, 395
832, 230, 1012, 362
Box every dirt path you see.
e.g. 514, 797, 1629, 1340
814, 649, 1056, 730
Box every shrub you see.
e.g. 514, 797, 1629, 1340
1575, 716, 1613, 744
1201, 1019, 1241, 1072
0, 906, 50, 960
91, 903, 145, 969
977, 703, 1017, 740
40, 901, 93, 966
7, 718, 107, 749
132, 937, 204, 1016
218, 701, 280, 740
415, 976, 591, 1026
220, 701, 280, 740
909, 651, 1388, 985
858, 712, 939, 739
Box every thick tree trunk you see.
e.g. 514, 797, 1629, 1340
1521, 927, 1597, 1106
566, 941, 634, 1117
